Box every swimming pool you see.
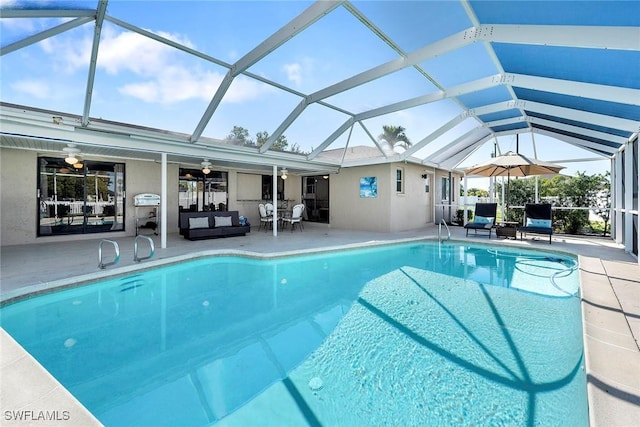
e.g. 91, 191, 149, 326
0, 241, 587, 426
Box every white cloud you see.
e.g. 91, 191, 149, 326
97, 27, 194, 76
283, 62, 302, 87
11, 79, 50, 99
9, 23, 272, 105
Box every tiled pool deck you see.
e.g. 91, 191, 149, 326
1, 223, 638, 426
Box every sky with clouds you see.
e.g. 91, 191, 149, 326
0, 0, 611, 185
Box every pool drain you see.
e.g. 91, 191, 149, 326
309, 377, 323, 391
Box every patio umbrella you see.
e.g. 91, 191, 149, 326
465, 151, 565, 218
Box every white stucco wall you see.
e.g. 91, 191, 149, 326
389, 163, 434, 232
329, 164, 391, 232
1, 148, 37, 245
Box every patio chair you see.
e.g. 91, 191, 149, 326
281, 203, 304, 232
258, 203, 273, 231
464, 203, 497, 238
519, 203, 553, 244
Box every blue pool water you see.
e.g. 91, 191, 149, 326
0, 242, 587, 426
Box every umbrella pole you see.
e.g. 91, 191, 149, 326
506, 169, 510, 221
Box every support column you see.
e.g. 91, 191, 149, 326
614, 154, 623, 245
624, 141, 633, 253
272, 165, 278, 236
463, 173, 468, 225
161, 152, 167, 249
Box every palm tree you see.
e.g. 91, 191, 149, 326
378, 125, 412, 150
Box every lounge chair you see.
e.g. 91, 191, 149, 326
464, 203, 497, 238
519, 203, 553, 244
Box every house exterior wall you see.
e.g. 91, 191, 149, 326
0, 147, 455, 244
330, 163, 391, 232
0, 148, 180, 245
1, 148, 37, 246
389, 163, 434, 232
127, 160, 180, 233
329, 162, 435, 232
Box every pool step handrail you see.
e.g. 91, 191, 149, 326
98, 239, 120, 269
134, 235, 155, 263
438, 219, 451, 242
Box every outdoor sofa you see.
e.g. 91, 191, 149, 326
179, 210, 250, 240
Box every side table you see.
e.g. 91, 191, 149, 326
496, 221, 518, 239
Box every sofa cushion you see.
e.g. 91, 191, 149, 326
474, 216, 494, 225
526, 218, 552, 228
214, 216, 233, 227
189, 216, 210, 229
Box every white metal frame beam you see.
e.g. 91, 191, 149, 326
190, 1, 342, 143
0, 17, 94, 56
81, 0, 108, 127
528, 128, 616, 157
478, 24, 640, 51
508, 73, 640, 106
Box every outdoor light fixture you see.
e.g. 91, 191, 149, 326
201, 160, 212, 175
63, 144, 80, 165
73, 159, 84, 169
281, 168, 288, 180
323, 175, 329, 179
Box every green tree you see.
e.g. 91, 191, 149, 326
226, 126, 253, 146
378, 125, 412, 150
554, 172, 601, 234
466, 188, 489, 197
591, 172, 611, 236
496, 177, 538, 223
228, 126, 305, 153
256, 131, 289, 151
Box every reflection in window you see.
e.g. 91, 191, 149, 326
38, 157, 125, 236
179, 169, 228, 212
261, 175, 285, 200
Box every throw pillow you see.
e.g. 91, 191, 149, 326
215, 216, 233, 227
189, 216, 209, 229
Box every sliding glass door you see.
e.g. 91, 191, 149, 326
38, 157, 125, 236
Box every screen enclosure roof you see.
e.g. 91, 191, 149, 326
1, 1, 638, 175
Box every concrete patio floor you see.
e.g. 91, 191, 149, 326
1, 223, 638, 426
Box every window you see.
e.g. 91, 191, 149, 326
441, 177, 450, 202
396, 168, 404, 193
261, 175, 285, 200
38, 157, 125, 236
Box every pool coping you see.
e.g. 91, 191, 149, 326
1, 236, 638, 426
